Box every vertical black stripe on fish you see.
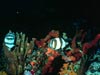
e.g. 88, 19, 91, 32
59, 38, 63, 49
5, 43, 14, 45
6, 35, 14, 36
52, 39, 57, 50
50, 39, 54, 49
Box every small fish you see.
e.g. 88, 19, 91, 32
48, 37, 69, 50
4, 30, 15, 51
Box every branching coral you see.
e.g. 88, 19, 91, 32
3, 31, 35, 75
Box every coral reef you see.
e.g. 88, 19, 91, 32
0, 28, 100, 75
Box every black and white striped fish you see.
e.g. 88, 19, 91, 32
4, 30, 15, 51
48, 37, 69, 50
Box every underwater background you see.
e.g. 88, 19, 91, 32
0, 1, 100, 75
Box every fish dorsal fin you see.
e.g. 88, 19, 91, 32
9, 30, 12, 33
